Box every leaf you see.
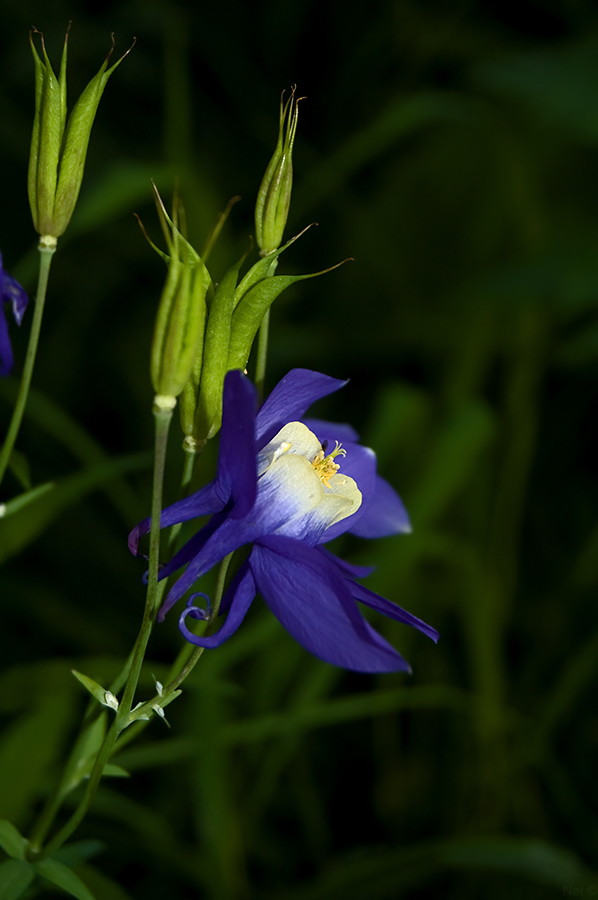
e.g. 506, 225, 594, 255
0, 452, 151, 564
0, 381, 146, 524
53, 840, 104, 868
36, 857, 97, 900
410, 400, 495, 527
111, 737, 196, 772
227, 261, 349, 372
439, 836, 594, 886
0, 821, 28, 860
218, 685, 470, 745
71, 671, 113, 708
71, 863, 135, 900
7, 450, 31, 492
295, 91, 470, 214
0, 482, 55, 518
61, 714, 107, 795
475, 39, 598, 143
0, 859, 35, 900
0, 695, 75, 823
102, 765, 130, 778
68, 162, 173, 237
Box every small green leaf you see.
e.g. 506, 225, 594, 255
227, 260, 350, 372
36, 857, 97, 900
71, 670, 113, 708
0, 452, 151, 564
0, 858, 35, 900
103, 764, 130, 778
0, 482, 55, 518
7, 450, 31, 491
71, 863, 135, 900
0, 697, 75, 823
193, 250, 249, 439
53, 840, 104, 868
61, 713, 107, 795
0, 821, 28, 860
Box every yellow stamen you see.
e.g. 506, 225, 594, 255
312, 441, 346, 489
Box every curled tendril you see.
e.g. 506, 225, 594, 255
185, 591, 211, 621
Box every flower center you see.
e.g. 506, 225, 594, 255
311, 440, 346, 489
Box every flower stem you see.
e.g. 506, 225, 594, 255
127, 551, 233, 722
118, 400, 174, 719
0, 239, 56, 489
166, 443, 198, 553
254, 308, 270, 404
32, 399, 174, 861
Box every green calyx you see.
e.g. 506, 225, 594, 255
28, 27, 134, 239
254, 86, 302, 257
148, 187, 212, 402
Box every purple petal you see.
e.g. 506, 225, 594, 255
349, 475, 411, 538
179, 563, 256, 647
256, 369, 347, 446
218, 370, 258, 518
350, 580, 439, 643
251, 535, 411, 673
157, 475, 303, 618
0, 304, 14, 377
317, 546, 375, 579
317, 443, 378, 543
157, 510, 227, 580
3, 273, 29, 325
303, 417, 360, 444
128, 480, 223, 556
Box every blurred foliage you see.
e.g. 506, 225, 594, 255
1, 0, 598, 897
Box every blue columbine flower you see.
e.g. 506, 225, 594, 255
129, 369, 439, 673
0, 253, 28, 376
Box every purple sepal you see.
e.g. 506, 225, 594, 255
128, 481, 224, 556
256, 369, 347, 446
251, 535, 412, 673
350, 580, 439, 643
218, 370, 257, 518
179, 563, 256, 647
0, 252, 29, 377
350, 475, 411, 538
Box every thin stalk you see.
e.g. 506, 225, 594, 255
254, 255, 278, 402
127, 552, 234, 721
0, 239, 56, 488
33, 400, 174, 861
167, 443, 198, 552
254, 307, 270, 403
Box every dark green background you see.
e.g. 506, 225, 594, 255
1, 0, 598, 897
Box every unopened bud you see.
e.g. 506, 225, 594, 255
148, 188, 211, 401
28, 27, 133, 240
254, 87, 302, 257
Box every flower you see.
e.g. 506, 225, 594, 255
0, 253, 28, 376
129, 369, 438, 673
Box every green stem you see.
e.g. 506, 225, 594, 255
128, 552, 234, 721
0, 239, 56, 488
118, 400, 174, 720
33, 398, 174, 861
167, 443, 198, 552
254, 307, 270, 403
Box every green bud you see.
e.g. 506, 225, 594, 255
192, 247, 251, 441
254, 87, 301, 257
28, 27, 133, 240
148, 188, 211, 403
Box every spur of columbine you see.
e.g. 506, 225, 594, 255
129, 369, 438, 672
0, 252, 28, 376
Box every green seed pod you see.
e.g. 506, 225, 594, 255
28, 27, 133, 240
149, 190, 211, 403
254, 87, 302, 257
